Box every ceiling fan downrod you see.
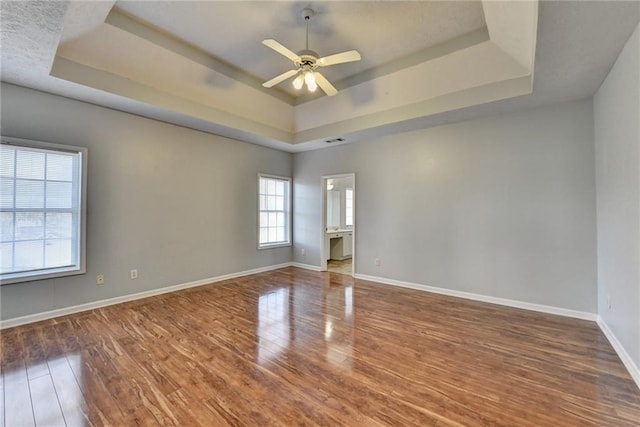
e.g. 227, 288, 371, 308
302, 8, 317, 51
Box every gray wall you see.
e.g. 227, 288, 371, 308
594, 23, 640, 367
293, 100, 597, 312
1, 83, 292, 320
1, 85, 602, 320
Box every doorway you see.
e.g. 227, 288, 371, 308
321, 173, 355, 276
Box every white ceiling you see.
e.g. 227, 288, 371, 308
1, 1, 639, 153
114, 0, 487, 95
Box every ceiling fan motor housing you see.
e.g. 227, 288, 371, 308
295, 50, 319, 69
302, 8, 315, 20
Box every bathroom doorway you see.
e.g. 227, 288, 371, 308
321, 173, 355, 276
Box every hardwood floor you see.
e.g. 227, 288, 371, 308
1, 267, 639, 426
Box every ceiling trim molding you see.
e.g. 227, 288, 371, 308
50, 56, 295, 144
294, 74, 532, 146
481, 0, 539, 71
294, 27, 491, 105
104, 7, 297, 105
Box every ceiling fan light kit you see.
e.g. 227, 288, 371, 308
261, 8, 361, 97
292, 74, 305, 90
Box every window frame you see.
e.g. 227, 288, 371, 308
345, 187, 354, 228
1, 136, 88, 285
257, 173, 292, 250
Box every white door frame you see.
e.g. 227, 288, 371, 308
320, 173, 355, 275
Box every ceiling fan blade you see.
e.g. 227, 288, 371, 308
262, 69, 299, 88
317, 50, 361, 67
262, 39, 300, 62
314, 72, 338, 96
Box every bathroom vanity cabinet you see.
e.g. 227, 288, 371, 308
326, 230, 353, 260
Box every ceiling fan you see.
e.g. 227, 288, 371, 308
261, 8, 361, 97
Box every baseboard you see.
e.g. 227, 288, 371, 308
5, 264, 637, 390
353, 273, 640, 390
354, 273, 598, 321
0, 262, 293, 329
291, 262, 322, 272
597, 316, 640, 389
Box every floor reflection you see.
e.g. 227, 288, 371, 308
256, 280, 355, 370
257, 287, 291, 364
324, 284, 354, 369
2, 351, 86, 426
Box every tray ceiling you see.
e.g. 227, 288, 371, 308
114, 0, 487, 97
2, 1, 639, 152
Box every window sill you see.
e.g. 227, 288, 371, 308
1, 266, 85, 285
258, 242, 292, 250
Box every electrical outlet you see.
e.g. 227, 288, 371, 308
301, 248, 306, 256
374, 258, 380, 266
130, 269, 138, 279
97, 275, 105, 285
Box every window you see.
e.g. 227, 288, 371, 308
1, 137, 87, 284
345, 187, 353, 227
258, 174, 291, 248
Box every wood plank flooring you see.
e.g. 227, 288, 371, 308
1, 266, 639, 426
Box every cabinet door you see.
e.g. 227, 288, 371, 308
342, 233, 353, 257
330, 236, 343, 260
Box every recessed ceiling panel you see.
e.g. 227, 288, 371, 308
115, 1, 486, 95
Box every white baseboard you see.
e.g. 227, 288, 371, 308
355, 273, 639, 390
353, 273, 598, 321
5, 263, 638, 390
597, 317, 640, 389
291, 262, 322, 272
0, 262, 293, 330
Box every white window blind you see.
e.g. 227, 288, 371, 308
258, 174, 291, 248
1, 138, 87, 284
